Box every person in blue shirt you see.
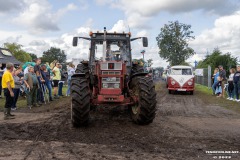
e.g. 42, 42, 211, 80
212, 68, 219, 95
40, 64, 53, 101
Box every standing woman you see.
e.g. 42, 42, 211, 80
66, 63, 75, 96
41, 64, 53, 101
212, 68, 219, 95
233, 66, 240, 102
12, 69, 23, 110
227, 68, 235, 100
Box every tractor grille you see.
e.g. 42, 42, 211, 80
102, 71, 121, 75
102, 77, 120, 83
102, 77, 120, 88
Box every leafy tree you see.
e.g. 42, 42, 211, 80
197, 48, 237, 76
4, 43, 32, 62
156, 21, 195, 65
147, 59, 153, 67
179, 61, 191, 66
29, 53, 37, 61
41, 47, 67, 64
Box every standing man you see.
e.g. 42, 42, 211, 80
24, 66, 40, 109
1, 63, 15, 119
52, 63, 61, 99
34, 58, 44, 104
219, 65, 227, 98
0, 63, 4, 98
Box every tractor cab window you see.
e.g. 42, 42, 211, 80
94, 40, 129, 61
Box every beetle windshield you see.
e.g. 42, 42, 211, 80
170, 68, 192, 75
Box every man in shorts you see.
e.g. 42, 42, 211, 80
52, 63, 61, 99
218, 65, 227, 98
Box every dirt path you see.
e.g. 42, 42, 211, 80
0, 81, 239, 160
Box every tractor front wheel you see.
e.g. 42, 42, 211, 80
130, 77, 157, 125
71, 77, 90, 127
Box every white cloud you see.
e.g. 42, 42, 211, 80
189, 11, 240, 59
102, 0, 240, 29
0, 0, 25, 13
109, 20, 128, 32
12, 0, 77, 34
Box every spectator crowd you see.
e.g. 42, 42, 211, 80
211, 65, 240, 102
0, 59, 75, 120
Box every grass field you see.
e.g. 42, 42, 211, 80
195, 84, 240, 114
0, 86, 68, 110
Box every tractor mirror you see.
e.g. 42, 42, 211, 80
142, 37, 148, 47
73, 37, 78, 46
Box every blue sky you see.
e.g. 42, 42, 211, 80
0, 0, 240, 67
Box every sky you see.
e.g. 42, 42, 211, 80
0, 0, 240, 67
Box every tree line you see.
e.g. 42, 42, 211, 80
3, 42, 67, 65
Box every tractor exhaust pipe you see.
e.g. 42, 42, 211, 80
102, 27, 107, 61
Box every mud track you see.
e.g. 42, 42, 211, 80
0, 81, 239, 160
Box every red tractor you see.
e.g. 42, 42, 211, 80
71, 27, 157, 127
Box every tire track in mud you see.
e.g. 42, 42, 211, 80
0, 81, 240, 159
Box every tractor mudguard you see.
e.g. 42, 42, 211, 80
71, 73, 86, 78
131, 72, 148, 79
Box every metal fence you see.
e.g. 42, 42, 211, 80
195, 65, 212, 88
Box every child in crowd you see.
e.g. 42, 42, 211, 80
227, 68, 235, 100
216, 76, 222, 97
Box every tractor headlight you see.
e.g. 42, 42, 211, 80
171, 81, 176, 85
114, 83, 120, 88
188, 81, 193, 85
103, 83, 108, 88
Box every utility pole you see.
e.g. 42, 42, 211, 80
141, 50, 145, 62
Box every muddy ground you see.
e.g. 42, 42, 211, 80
0, 81, 239, 160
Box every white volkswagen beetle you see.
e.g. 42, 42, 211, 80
167, 65, 195, 95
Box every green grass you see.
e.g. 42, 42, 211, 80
0, 85, 68, 110
195, 84, 213, 95
195, 84, 240, 114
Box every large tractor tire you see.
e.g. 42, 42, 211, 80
129, 76, 157, 125
71, 77, 90, 127
75, 63, 89, 79
131, 64, 144, 74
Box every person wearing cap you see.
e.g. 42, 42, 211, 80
218, 65, 227, 98
2, 63, 15, 119
233, 66, 240, 102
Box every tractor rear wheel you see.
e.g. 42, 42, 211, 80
130, 77, 157, 125
71, 77, 90, 127
131, 64, 144, 74
75, 63, 89, 79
